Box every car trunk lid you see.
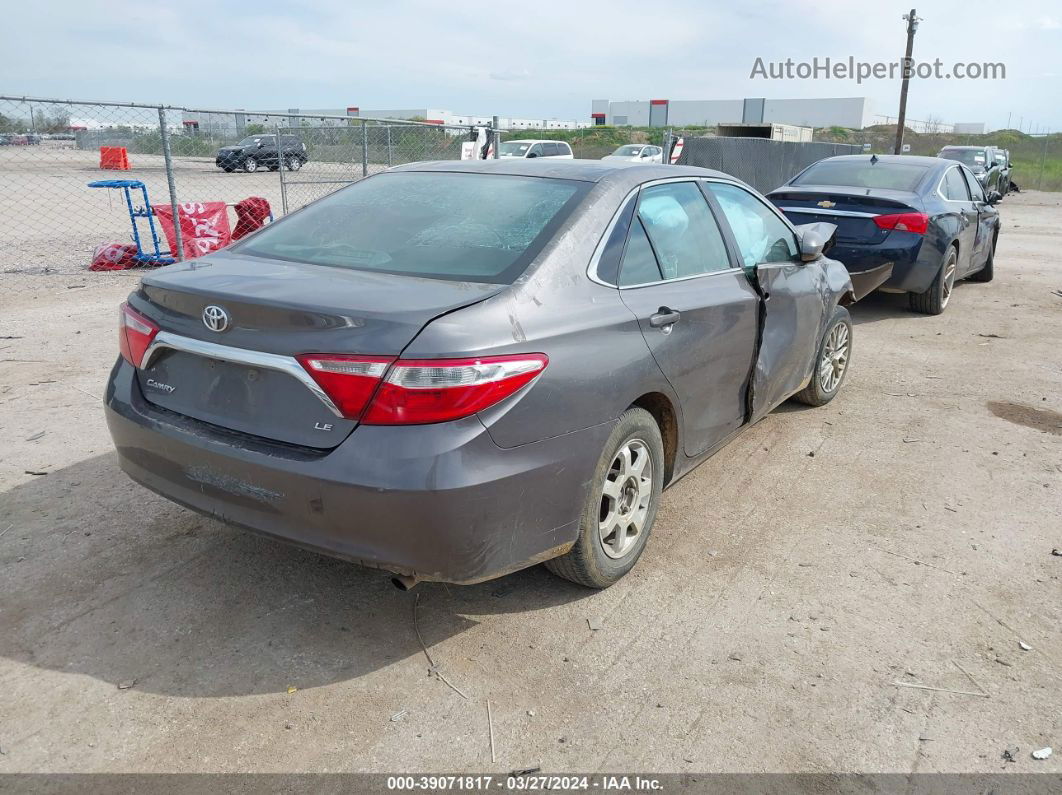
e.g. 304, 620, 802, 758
768, 186, 923, 245
131, 251, 505, 449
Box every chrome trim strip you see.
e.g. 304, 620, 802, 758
141, 331, 344, 417
776, 206, 878, 219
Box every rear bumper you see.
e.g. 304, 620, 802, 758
829, 233, 939, 294
104, 359, 610, 584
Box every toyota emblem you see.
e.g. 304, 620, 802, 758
202, 305, 230, 332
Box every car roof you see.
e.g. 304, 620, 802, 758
503, 139, 571, 144
813, 154, 945, 167
938, 145, 989, 151
388, 158, 735, 184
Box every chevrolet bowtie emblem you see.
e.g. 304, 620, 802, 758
817, 200, 837, 209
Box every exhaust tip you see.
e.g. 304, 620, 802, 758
391, 574, 418, 591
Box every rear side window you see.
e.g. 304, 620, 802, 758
558, 142, 572, 155
793, 160, 929, 191
635, 182, 731, 280
961, 168, 986, 202
544, 142, 562, 156
942, 167, 971, 201
710, 183, 798, 268
618, 219, 662, 286
238, 172, 587, 284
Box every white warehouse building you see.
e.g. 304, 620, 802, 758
590, 97, 875, 130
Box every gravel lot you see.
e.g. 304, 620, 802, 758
0, 190, 1059, 774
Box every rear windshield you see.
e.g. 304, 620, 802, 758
237, 172, 587, 283
792, 160, 929, 191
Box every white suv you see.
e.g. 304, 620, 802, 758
498, 140, 574, 159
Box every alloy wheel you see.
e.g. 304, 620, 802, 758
244, 157, 258, 173
599, 439, 653, 559
941, 252, 957, 308
818, 321, 850, 393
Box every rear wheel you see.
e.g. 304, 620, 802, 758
285, 155, 303, 171
243, 157, 259, 173
793, 305, 852, 407
968, 235, 996, 283
909, 245, 957, 315
545, 408, 663, 588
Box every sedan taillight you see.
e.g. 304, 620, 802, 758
296, 354, 395, 419
873, 212, 929, 236
363, 354, 548, 425
118, 302, 160, 368
296, 353, 549, 424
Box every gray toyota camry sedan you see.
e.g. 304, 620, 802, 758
105, 159, 855, 589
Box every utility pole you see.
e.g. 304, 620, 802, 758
893, 9, 921, 155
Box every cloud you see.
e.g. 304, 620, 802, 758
488, 69, 532, 82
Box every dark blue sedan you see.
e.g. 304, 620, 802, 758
767, 155, 1001, 314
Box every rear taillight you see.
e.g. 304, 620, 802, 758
296, 353, 548, 424
118, 302, 160, 368
362, 354, 548, 425
873, 212, 929, 236
295, 354, 395, 419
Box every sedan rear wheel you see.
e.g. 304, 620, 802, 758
545, 407, 663, 588
909, 245, 957, 315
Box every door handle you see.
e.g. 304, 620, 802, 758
649, 307, 681, 328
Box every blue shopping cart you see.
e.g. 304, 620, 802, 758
87, 179, 176, 265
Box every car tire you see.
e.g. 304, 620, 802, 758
909, 245, 958, 315
967, 234, 996, 283
544, 407, 664, 589
793, 305, 853, 407
243, 157, 258, 173
285, 155, 302, 171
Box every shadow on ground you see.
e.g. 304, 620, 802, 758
0, 453, 590, 699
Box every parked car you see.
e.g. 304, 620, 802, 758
215, 134, 307, 173
937, 145, 1004, 195
497, 139, 574, 159
768, 154, 1000, 314
0, 134, 9, 146
603, 144, 663, 163
105, 160, 855, 590
991, 147, 1012, 194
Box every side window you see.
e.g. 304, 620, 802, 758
636, 182, 731, 279
618, 218, 663, 286
559, 142, 572, 156
710, 182, 799, 268
961, 168, 986, 201
527, 143, 543, 158
943, 167, 971, 201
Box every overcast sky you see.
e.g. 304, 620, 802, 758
2, 0, 1060, 131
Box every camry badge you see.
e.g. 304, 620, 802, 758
817, 200, 836, 209
202, 305, 230, 332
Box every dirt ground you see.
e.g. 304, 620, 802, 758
0, 190, 1060, 775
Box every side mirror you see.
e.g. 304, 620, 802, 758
795, 222, 838, 262
986, 190, 1002, 205
526, 152, 538, 158
257, 141, 264, 149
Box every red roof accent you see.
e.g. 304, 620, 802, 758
346, 107, 359, 113
425, 119, 444, 125
182, 120, 198, 125
649, 99, 668, 105
591, 113, 606, 119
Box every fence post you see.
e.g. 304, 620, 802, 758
386, 125, 393, 167
157, 107, 183, 261
361, 120, 369, 177
1038, 133, 1048, 191
492, 116, 500, 159
275, 123, 289, 215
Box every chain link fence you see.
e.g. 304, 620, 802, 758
0, 96, 481, 272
